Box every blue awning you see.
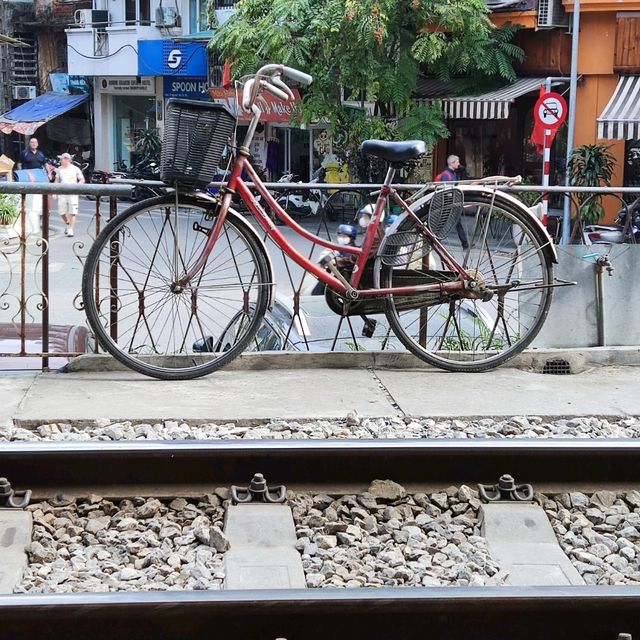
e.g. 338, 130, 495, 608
0, 92, 89, 136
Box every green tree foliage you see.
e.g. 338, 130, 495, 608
569, 144, 616, 225
209, 0, 524, 177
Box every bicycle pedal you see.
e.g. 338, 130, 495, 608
361, 318, 377, 338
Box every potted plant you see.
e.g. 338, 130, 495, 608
0, 192, 20, 230
132, 127, 162, 162
569, 143, 616, 226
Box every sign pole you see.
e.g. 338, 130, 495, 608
534, 90, 567, 230
542, 128, 551, 227
541, 77, 552, 228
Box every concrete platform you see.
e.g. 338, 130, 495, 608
0, 510, 32, 594
480, 503, 584, 586
1, 364, 639, 427
224, 505, 306, 589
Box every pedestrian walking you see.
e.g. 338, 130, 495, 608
435, 154, 460, 183
16, 137, 50, 234
435, 154, 468, 250
17, 137, 47, 171
55, 152, 84, 237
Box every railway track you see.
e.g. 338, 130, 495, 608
1, 439, 640, 639
3, 439, 640, 493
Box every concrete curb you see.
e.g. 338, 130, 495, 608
64, 346, 640, 374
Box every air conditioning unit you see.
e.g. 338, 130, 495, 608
537, 0, 569, 28
74, 9, 109, 27
12, 85, 36, 100
155, 7, 181, 27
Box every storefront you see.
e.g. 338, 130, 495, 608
597, 75, 640, 196
416, 77, 568, 184
93, 76, 160, 172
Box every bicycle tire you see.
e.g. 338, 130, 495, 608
380, 190, 554, 372
82, 194, 270, 380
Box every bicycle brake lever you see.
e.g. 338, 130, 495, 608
260, 79, 289, 101
271, 75, 295, 101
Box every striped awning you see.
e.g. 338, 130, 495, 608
597, 75, 640, 140
415, 77, 551, 120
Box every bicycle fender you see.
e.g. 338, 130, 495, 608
227, 206, 276, 309
380, 186, 557, 268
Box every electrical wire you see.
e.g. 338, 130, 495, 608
67, 43, 138, 60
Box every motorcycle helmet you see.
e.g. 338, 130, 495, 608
337, 224, 358, 244
357, 203, 375, 228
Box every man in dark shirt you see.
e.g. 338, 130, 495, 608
17, 137, 47, 235
18, 137, 46, 170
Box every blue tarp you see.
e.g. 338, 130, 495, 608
0, 92, 89, 135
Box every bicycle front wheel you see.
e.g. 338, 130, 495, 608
82, 194, 270, 380
381, 191, 554, 372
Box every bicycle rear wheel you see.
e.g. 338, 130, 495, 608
82, 194, 270, 380
381, 190, 554, 372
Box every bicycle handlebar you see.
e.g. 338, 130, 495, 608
281, 65, 313, 85
241, 63, 313, 112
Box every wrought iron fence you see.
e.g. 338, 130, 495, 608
0, 182, 130, 371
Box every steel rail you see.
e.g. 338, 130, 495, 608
0, 586, 639, 639
3, 439, 640, 490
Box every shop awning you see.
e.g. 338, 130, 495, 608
415, 77, 553, 120
0, 92, 89, 136
597, 75, 640, 140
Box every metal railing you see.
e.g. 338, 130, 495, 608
1, 179, 638, 371
0, 182, 130, 370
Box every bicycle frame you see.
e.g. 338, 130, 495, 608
178, 101, 472, 301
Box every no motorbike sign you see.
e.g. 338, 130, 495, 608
534, 92, 567, 130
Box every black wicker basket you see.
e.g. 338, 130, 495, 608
161, 99, 236, 187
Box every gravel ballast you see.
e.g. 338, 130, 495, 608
2, 415, 640, 442
16, 494, 229, 593
542, 490, 640, 585
289, 481, 504, 588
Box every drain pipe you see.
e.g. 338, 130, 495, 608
594, 255, 614, 346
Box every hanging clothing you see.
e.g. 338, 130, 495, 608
266, 139, 279, 175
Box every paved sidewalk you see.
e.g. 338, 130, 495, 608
0, 364, 638, 426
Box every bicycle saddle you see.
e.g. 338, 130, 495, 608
360, 140, 426, 165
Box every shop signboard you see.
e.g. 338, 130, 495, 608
98, 77, 155, 95
49, 74, 90, 94
208, 87, 301, 123
138, 40, 208, 77
163, 76, 209, 101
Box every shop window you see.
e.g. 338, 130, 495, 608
448, 120, 511, 179
624, 139, 640, 200
189, 0, 209, 32
113, 95, 157, 169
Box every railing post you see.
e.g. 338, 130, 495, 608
19, 194, 26, 357
42, 194, 50, 370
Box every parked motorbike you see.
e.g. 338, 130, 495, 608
88, 157, 167, 202
583, 197, 640, 244
274, 172, 325, 219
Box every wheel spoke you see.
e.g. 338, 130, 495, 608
383, 191, 553, 371
83, 196, 269, 379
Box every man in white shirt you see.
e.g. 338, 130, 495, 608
55, 152, 85, 237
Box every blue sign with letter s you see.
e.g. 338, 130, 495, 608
138, 40, 208, 77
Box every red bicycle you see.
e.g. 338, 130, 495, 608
82, 64, 558, 380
